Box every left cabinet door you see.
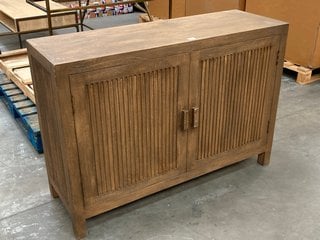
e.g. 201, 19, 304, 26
70, 54, 190, 207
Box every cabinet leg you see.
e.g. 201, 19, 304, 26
72, 217, 87, 239
49, 183, 59, 198
257, 152, 271, 166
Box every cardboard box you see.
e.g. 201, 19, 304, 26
149, 0, 245, 19
170, 0, 185, 18
246, 0, 320, 68
148, 0, 170, 19
186, 0, 246, 16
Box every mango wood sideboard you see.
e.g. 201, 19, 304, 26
27, 10, 288, 239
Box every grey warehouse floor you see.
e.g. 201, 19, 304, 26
1, 12, 320, 240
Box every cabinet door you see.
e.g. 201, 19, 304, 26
188, 37, 280, 170
70, 54, 189, 206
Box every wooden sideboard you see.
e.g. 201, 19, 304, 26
27, 10, 288, 239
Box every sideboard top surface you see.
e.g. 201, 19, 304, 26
27, 10, 287, 66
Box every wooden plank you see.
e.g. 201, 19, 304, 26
13, 99, 34, 109
1, 87, 24, 117
0, 54, 29, 74
4, 58, 29, 71
0, 50, 35, 103
18, 13, 76, 32
3, 89, 22, 97
0, 73, 12, 85
23, 114, 41, 137
15, 113, 43, 153
0, 49, 28, 58
13, 67, 32, 85
1, 83, 16, 91
18, 106, 37, 117
0, 49, 28, 73
8, 94, 28, 103
7, 69, 35, 104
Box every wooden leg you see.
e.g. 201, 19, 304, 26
49, 183, 59, 198
257, 152, 271, 166
72, 216, 87, 239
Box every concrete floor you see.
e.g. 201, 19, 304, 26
1, 12, 320, 240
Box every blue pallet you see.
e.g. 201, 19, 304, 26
0, 73, 16, 105
0, 73, 43, 153
16, 114, 43, 153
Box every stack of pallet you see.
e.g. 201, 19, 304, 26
0, 49, 42, 153
0, 49, 35, 103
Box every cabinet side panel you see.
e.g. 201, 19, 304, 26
29, 57, 69, 204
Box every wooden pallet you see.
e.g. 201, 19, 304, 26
0, 49, 29, 74
0, 72, 43, 153
284, 60, 320, 85
0, 49, 35, 103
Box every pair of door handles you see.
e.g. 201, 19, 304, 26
182, 107, 199, 131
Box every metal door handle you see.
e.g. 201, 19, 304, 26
182, 110, 189, 131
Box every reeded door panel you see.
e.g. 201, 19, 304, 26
70, 54, 189, 206
188, 37, 280, 169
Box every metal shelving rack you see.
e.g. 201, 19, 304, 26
0, 0, 80, 49
26, 0, 154, 35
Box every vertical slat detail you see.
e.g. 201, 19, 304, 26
197, 45, 273, 159
85, 66, 179, 195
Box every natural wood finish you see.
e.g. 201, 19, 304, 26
0, 48, 27, 58
7, 68, 35, 104
27, 10, 288, 239
69, 54, 189, 206
0, 49, 35, 103
0, 50, 29, 75
13, 67, 32, 85
188, 37, 280, 170
284, 60, 320, 85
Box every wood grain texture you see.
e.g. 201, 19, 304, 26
86, 69, 179, 191
26, 10, 286, 66
197, 43, 273, 158
70, 54, 189, 206
27, 11, 288, 239
28, 56, 70, 210
7, 68, 35, 103
187, 37, 280, 170
0, 50, 35, 103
